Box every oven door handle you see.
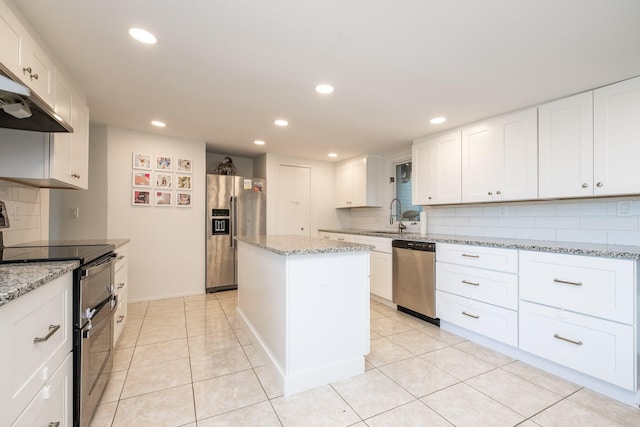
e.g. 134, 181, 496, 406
81, 253, 117, 278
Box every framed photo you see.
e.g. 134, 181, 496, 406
155, 191, 172, 206
176, 175, 192, 189
155, 155, 173, 172
132, 190, 151, 206
155, 173, 172, 188
132, 153, 152, 170
132, 171, 151, 187
176, 158, 192, 173
176, 192, 192, 207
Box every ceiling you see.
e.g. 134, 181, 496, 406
10, 0, 640, 162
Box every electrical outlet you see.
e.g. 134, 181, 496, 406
617, 201, 632, 217
499, 206, 513, 217
70, 207, 80, 218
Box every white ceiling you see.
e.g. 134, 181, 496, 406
10, 0, 640, 161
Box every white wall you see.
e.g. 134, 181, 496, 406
49, 124, 109, 240
0, 180, 43, 245
106, 126, 206, 301
264, 153, 343, 236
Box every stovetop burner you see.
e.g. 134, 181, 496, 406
0, 243, 114, 265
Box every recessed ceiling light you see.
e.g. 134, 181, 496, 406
430, 116, 446, 124
328, 153, 338, 158
151, 120, 166, 127
129, 28, 157, 44
315, 84, 334, 94
274, 119, 288, 127
254, 140, 265, 145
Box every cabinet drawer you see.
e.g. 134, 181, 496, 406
114, 263, 128, 295
0, 273, 73, 423
113, 287, 128, 345
519, 251, 635, 324
12, 353, 72, 427
115, 244, 128, 272
436, 262, 518, 310
519, 301, 635, 391
436, 290, 518, 346
436, 243, 518, 273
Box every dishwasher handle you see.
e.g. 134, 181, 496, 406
392, 240, 435, 252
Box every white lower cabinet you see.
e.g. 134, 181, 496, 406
437, 290, 518, 346
113, 244, 129, 345
520, 301, 635, 390
12, 352, 73, 427
0, 271, 73, 426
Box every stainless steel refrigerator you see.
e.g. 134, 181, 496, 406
206, 174, 266, 292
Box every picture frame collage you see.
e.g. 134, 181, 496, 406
131, 153, 193, 207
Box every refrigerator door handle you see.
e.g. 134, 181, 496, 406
229, 196, 234, 248
232, 196, 238, 248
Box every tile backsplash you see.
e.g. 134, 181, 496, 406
0, 180, 42, 245
343, 196, 640, 246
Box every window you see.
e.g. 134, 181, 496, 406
394, 161, 421, 220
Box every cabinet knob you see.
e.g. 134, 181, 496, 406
71, 173, 81, 179
496, 190, 501, 195
23, 66, 32, 74
428, 196, 432, 200
488, 191, 493, 195
31, 73, 39, 80
596, 182, 603, 187
581, 183, 588, 188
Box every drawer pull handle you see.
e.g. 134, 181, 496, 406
34, 324, 61, 343
553, 278, 582, 287
462, 280, 480, 286
117, 282, 125, 289
462, 254, 479, 258
117, 255, 125, 261
117, 315, 125, 323
554, 333, 583, 346
462, 311, 479, 319
49, 423, 60, 427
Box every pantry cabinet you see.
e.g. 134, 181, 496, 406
462, 108, 538, 203
412, 130, 461, 205
335, 155, 382, 208
593, 76, 640, 196
538, 92, 594, 198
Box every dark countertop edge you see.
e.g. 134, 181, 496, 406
0, 260, 80, 308
318, 229, 640, 260
237, 235, 373, 256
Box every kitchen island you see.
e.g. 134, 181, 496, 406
236, 235, 372, 396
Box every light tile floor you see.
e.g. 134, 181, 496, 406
90, 291, 640, 427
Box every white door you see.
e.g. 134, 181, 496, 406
275, 165, 311, 236
594, 76, 640, 196
539, 92, 594, 198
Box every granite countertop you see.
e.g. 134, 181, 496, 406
319, 229, 640, 260
12, 238, 130, 249
0, 260, 79, 307
237, 235, 373, 256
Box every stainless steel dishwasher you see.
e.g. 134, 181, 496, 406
392, 240, 439, 326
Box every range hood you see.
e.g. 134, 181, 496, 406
0, 66, 72, 133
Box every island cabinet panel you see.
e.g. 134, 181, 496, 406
236, 240, 370, 396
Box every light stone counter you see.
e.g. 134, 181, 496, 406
237, 234, 373, 256
0, 261, 80, 307
319, 229, 640, 260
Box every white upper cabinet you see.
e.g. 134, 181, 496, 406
0, 0, 25, 78
539, 92, 594, 198
335, 155, 382, 208
20, 37, 55, 107
412, 130, 461, 205
462, 108, 538, 203
593, 76, 640, 196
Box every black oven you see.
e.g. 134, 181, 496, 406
74, 252, 116, 427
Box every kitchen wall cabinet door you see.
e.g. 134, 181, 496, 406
412, 130, 461, 205
462, 108, 537, 202
539, 92, 594, 198
594, 76, 640, 196
0, 0, 26, 78
335, 156, 382, 208
20, 36, 56, 107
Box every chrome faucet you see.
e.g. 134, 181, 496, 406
389, 198, 406, 234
